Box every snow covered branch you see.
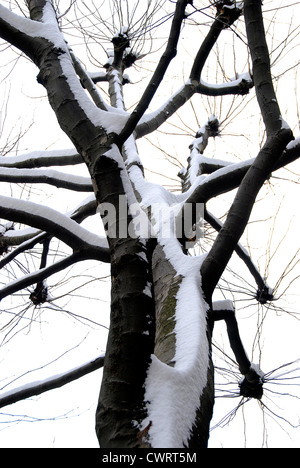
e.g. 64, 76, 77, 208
0, 195, 108, 254
0, 354, 105, 409
181, 116, 222, 192
186, 138, 300, 206
0, 167, 93, 192
0, 196, 97, 250
0, 149, 83, 169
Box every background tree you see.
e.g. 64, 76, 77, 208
0, 0, 299, 448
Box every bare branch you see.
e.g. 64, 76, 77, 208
117, 0, 189, 146
205, 209, 270, 295
0, 251, 95, 301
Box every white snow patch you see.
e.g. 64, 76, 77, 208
143, 252, 210, 448
213, 300, 235, 312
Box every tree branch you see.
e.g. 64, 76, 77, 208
0, 150, 83, 169
69, 49, 109, 112
186, 138, 300, 206
200, 0, 294, 301
0, 167, 93, 192
213, 302, 264, 400
205, 209, 268, 293
244, 0, 283, 136
0, 354, 105, 409
0, 5, 38, 61
117, 0, 189, 146
135, 3, 252, 141
213, 302, 251, 375
0, 195, 107, 253
0, 251, 95, 301
190, 4, 243, 83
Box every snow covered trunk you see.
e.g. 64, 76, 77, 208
147, 243, 214, 448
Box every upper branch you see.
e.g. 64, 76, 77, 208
117, 0, 189, 146
244, 0, 286, 136
135, 4, 251, 140
190, 2, 243, 83
0, 168, 93, 192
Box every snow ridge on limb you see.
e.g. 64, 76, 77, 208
0, 195, 108, 253
142, 241, 210, 448
131, 155, 211, 447
0, 149, 82, 169
0, 167, 93, 192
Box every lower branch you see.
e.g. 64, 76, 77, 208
213, 302, 264, 400
0, 251, 91, 301
0, 354, 105, 409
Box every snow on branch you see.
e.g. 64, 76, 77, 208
0, 167, 93, 192
186, 137, 300, 205
135, 74, 253, 140
0, 149, 83, 169
0, 1, 65, 55
0, 195, 107, 252
0, 354, 105, 409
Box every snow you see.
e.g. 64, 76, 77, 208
250, 363, 265, 382
213, 300, 235, 312
142, 252, 210, 448
58, 53, 128, 134
199, 72, 252, 91
88, 71, 107, 81
109, 69, 125, 110
286, 136, 300, 150
280, 116, 291, 131
185, 156, 256, 197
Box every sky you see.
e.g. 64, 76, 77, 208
0, 0, 299, 448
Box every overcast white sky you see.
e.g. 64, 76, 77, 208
0, 0, 299, 448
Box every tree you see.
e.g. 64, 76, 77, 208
0, 0, 299, 448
